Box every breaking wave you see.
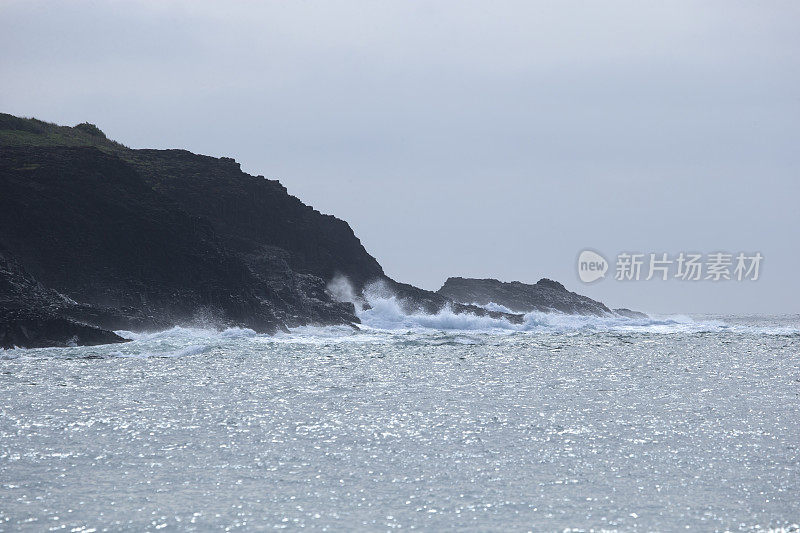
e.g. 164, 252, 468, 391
2, 282, 797, 358
356, 293, 705, 334
115, 325, 257, 342
340, 279, 799, 336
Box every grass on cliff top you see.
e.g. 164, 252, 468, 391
0, 113, 244, 182
0, 113, 127, 151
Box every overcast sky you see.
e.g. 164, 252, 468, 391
2, 1, 798, 314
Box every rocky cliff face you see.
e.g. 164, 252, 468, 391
1, 113, 639, 348
0, 115, 377, 343
437, 277, 642, 317
123, 149, 385, 288
2, 113, 514, 347
0, 144, 365, 333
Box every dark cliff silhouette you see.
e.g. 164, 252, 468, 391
0, 113, 641, 348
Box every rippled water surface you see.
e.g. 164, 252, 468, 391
1, 314, 799, 531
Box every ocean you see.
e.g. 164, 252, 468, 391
1, 304, 799, 531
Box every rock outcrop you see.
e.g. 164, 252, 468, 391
0, 246, 128, 349
437, 277, 646, 317
366, 279, 525, 324
0, 308, 127, 349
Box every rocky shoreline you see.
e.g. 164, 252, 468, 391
1, 113, 643, 349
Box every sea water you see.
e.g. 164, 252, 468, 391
1, 307, 799, 531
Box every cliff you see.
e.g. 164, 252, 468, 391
3, 113, 644, 348
1, 113, 525, 347
0, 114, 380, 341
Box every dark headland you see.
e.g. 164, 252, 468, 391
0, 113, 645, 349
438, 277, 647, 318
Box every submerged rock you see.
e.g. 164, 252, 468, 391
613, 308, 649, 319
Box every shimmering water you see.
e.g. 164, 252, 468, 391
1, 313, 799, 531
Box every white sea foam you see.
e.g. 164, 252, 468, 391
353, 283, 714, 335
358, 295, 519, 332
110, 344, 210, 359
1, 292, 796, 359
321, 277, 714, 335
352, 288, 799, 336
115, 325, 257, 342
478, 301, 515, 314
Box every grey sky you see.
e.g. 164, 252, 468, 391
2, 1, 798, 314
